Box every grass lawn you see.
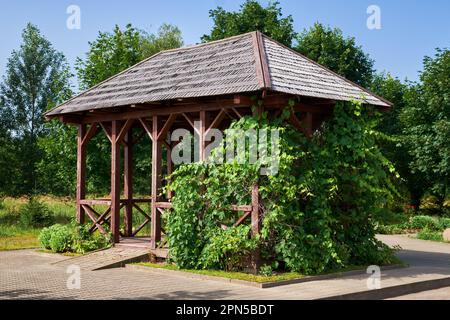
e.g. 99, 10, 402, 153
0, 196, 75, 251
135, 262, 372, 283
0, 226, 40, 250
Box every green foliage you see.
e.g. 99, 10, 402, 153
0, 23, 73, 195
202, 0, 296, 47
371, 73, 427, 208
37, 123, 77, 195
200, 226, 257, 271
19, 197, 55, 228
409, 215, 440, 231
417, 228, 444, 242
76, 23, 183, 90
141, 24, 183, 58
401, 49, 450, 207
295, 23, 374, 87
39, 222, 110, 254
167, 101, 396, 274
259, 264, 274, 277
47, 226, 70, 252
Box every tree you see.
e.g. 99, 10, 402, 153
295, 23, 374, 87
141, 24, 183, 58
401, 49, 450, 208
371, 73, 428, 208
201, 0, 296, 47
76, 23, 183, 90
0, 23, 72, 195
73, 23, 183, 195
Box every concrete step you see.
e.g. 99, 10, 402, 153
52, 247, 152, 271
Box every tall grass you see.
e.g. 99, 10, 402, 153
0, 196, 75, 250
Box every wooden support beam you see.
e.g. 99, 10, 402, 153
205, 109, 227, 136
100, 123, 112, 143
166, 142, 173, 200
116, 119, 135, 144
151, 115, 162, 249
111, 120, 121, 243
124, 131, 133, 237
157, 114, 178, 141
231, 107, 244, 119
138, 118, 154, 141
305, 112, 313, 138
81, 123, 99, 147
181, 113, 199, 134
82, 204, 108, 235
76, 124, 87, 224
198, 110, 207, 161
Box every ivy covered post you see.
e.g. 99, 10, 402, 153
251, 183, 261, 273
151, 115, 162, 250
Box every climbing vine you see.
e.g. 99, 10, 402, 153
166, 101, 397, 274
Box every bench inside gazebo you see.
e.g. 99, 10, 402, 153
44, 31, 391, 257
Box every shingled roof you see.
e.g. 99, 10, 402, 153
46, 31, 391, 117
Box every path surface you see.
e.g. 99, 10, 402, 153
0, 235, 449, 300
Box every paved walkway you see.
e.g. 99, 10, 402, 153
0, 235, 449, 300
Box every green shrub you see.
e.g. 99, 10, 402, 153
39, 225, 58, 249
19, 198, 55, 228
199, 226, 257, 271
438, 218, 450, 230
38, 222, 111, 254
259, 264, 274, 277
167, 101, 397, 274
48, 224, 73, 253
409, 215, 440, 231
417, 228, 443, 242
71, 224, 111, 254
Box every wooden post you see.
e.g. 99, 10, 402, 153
166, 139, 173, 200
151, 115, 162, 249
199, 110, 206, 161
124, 131, 133, 237
305, 112, 313, 138
251, 184, 261, 273
76, 124, 86, 224
111, 120, 121, 243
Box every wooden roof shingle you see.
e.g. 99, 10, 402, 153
46, 31, 391, 117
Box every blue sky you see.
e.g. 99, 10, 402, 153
0, 0, 449, 87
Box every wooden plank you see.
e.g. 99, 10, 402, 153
256, 31, 272, 89
111, 120, 121, 243
76, 124, 87, 224
124, 131, 133, 237
82, 204, 107, 235
155, 202, 173, 209
79, 199, 112, 206
89, 206, 111, 233
133, 203, 151, 220
231, 205, 253, 212
151, 115, 162, 249
252, 32, 266, 88
80, 99, 255, 124
234, 211, 251, 227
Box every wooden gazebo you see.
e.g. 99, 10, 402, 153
45, 31, 391, 255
